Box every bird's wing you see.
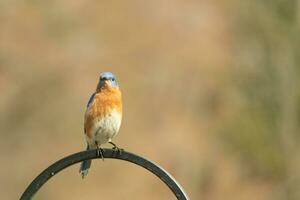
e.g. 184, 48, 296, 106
84, 93, 96, 134
86, 93, 96, 108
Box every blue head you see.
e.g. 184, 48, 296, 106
97, 71, 119, 90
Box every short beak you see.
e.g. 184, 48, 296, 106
104, 80, 110, 85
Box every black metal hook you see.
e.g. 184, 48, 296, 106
20, 149, 190, 200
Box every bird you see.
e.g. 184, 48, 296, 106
80, 71, 122, 178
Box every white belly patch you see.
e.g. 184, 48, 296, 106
87, 110, 122, 146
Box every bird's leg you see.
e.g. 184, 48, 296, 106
95, 141, 104, 161
109, 141, 123, 155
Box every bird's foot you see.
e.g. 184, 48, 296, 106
109, 142, 123, 155
113, 146, 124, 155
96, 147, 105, 161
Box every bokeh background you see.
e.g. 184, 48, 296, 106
1, 1, 300, 199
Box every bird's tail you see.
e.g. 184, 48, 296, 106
79, 145, 92, 178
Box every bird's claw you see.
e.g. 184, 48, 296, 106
96, 147, 105, 161
109, 142, 123, 155
112, 146, 124, 155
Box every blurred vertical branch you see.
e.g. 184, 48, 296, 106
274, 27, 300, 200
275, 47, 300, 200
227, 1, 300, 199
271, 1, 300, 199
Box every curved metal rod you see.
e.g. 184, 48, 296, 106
20, 149, 190, 200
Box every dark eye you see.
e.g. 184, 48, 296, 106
111, 78, 115, 81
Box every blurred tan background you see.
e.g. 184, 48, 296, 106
1, 0, 300, 200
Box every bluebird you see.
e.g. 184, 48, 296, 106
80, 72, 122, 178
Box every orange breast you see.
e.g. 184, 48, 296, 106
84, 86, 122, 138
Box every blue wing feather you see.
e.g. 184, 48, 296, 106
87, 93, 95, 108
